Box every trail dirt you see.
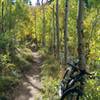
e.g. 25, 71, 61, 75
11, 52, 43, 100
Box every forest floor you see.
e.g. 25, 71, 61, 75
11, 52, 43, 100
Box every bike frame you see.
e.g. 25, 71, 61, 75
60, 62, 90, 100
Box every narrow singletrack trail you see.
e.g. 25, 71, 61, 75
11, 52, 43, 100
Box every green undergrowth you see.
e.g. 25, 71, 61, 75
0, 46, 34, 99
0, 76, 19, 93
15, 47, 33, 71
41, 53, 100, 100
82, 70, 100, 100
38, 48, 49, 58
41, 54, 61, 99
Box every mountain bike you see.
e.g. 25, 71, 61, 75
59, 61, 95, 100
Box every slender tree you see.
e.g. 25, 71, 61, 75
8, 0, 12, 31
56, 0, 60, 59
64, 0, 69, 64
76, 1, 86, 99
52, 4, 56, 56
34, 10, 38, 48
42, 0, 46, 47
36, 0, 40, 5
77, 0, 86, 70
1, 0, 4, 33
34, 10, 37, 39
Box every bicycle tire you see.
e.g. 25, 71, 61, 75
60, 87, 83, 100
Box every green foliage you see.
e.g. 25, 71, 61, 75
83, 80, 100, 100
15, 47, 33, 71
0, 47, 34, 97
38, 48, 49, 57
17, 48, 34, 62
42, 77, 59, 100
18, 0, 100, 99
0, 1, 35, 97
0, 76, 19, 92
41, 55, 60, 99
88, 0, 100, 8
41, 55, 100, 99
0, 54, 11, 74
41, 55, 60, 78
81, 70, 100, 100
0, 32, 12, 52
0, 0, 99, 99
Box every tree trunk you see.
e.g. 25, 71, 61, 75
77, 0, 86, 70
34, 10, 37, 39
36, 0, 40, 5
56, 0, 60, 59
1, 1, 4, 33
9, 1, 12, 31
52, 4, 56, 56
76, 1, 86, 99
64, 0, 69, 64
42, 0, 46, 47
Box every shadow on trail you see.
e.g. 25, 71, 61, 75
11, 52, 43, 100
24, 75, 44, 93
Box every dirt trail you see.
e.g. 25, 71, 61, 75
11, 52, 43, 100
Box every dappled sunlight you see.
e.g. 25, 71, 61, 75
0, 0, 99, 100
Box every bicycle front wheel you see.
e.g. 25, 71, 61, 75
60, 88, 83, 100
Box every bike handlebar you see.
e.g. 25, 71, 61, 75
67, 62, 79, 71
67, 62, 92, 76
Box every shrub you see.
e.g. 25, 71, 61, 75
81, 71, 100, 100
14, 47, 34, 72
38, 48, 48, 58
0, 76, 19, 94
41, 55, 60, 99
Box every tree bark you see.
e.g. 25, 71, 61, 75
1, 1, 4, 33
77, 2, 86, 99
56, 0, 60, 59
9, 0, 12, 31
77, 0, 86, 70
64, 0, 69, 64
52, 4, 56, 56
42, 0, 46, 47
34, 10, 37, 39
